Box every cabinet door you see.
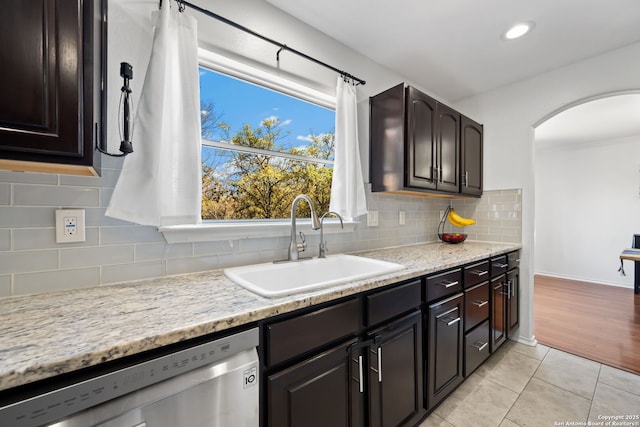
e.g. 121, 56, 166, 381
436, 103, 460, 193
368, 311, 424, 427
490, 276, 507, 352
406, 87, 438, 190
427, 293, 464, 410
460, 115, 483, 196
267, 339, 362, 427
507, 268, 520, 337
0, 0, 100, 174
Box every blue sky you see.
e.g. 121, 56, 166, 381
199, 68, 335, 151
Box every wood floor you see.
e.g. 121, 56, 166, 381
534, 274, 640, 375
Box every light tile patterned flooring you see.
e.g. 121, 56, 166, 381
419, 341, 640, 427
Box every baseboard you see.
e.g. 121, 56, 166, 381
513, 334, 538, 347
534, 272, 633, 289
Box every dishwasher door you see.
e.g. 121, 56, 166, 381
50, 347, 259, 427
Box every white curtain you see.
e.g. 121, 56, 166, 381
329, 77, 368, 219
106, 0, 202, 226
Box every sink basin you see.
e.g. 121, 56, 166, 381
224, 254, 405, 298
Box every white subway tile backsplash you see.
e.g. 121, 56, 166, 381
100, 226, 166, 245
0, 183, 9, 205
60, 245, 134, 269
135, 243, 193, 261
0, 275, 10, 297
0, 170, 58, 185
166, 255, 219, 276
101, 261, 164, 284
0, 230, 9, 251
0, 160, 522, 298
13, 185, 100, 207
14, 268, 100, 295
0, 207, 56, 228
0, 250, 58, 274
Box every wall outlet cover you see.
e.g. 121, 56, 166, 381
367, 211, 379, 227
56, 209, 86, 243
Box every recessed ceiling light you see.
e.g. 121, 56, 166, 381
503, 21, 535, 40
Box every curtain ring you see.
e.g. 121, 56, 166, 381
177, 0, 186, 12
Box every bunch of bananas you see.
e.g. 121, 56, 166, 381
447, 208, 476, 227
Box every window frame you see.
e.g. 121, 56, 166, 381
159, 49, 356, 243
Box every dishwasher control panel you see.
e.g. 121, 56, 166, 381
0, 328, 259, 427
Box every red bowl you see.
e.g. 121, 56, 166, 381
439, 233, 468, 244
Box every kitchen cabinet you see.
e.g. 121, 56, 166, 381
463, 260, 491, 376
489, 252, 521, 352
506, 251, 521, 337
370, 83, 482, 197
264, 280, 424, 427
460, 115, 483, 196
425, 268, 464, 410
0, 0, 103, 176
426, 292, 464, 410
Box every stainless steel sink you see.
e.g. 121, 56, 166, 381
224, 254, 405, 298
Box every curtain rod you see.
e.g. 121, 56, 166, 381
160, 0, 366, 86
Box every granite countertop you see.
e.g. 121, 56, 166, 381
0, 241, 520, 392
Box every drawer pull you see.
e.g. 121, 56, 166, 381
494, 263, 508, 269
439, 316, 461, 326
438, 280, 459, 288
473, 341, 488, 352
470, 270, 488, 276
472, 300, 488, 308
358, 355, 364, 393
377, 347, 383, 383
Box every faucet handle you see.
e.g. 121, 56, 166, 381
297, 231, 307, 252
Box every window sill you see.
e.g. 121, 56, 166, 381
159, 220, 358, 243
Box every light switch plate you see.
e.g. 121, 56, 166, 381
56, 209, 86, 243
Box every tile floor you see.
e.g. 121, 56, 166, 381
419, 340, 640, 427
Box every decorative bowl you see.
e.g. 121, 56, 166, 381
439, 232, 468, 244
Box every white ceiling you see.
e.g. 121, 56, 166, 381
266, 0, 640, 145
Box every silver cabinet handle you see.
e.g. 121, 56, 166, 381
493, 283, 503, 290
470, 270, 488, 276
439, 316, 461, 326
358, 355, 364, 393
473, 341, 488, 352
438, 280, 459, 288
377, 347, 383, 383
464, 171, 469, 187
494, 263, 508, 269
472, 300, 488, 307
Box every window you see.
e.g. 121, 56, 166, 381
198, 54, 336, 221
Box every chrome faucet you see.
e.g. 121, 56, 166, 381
288, 194, 321, 261
319, 211, 344, 258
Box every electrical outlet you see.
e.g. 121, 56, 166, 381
399, 211, 405, 225
440, 210, 446, 221
367, 211, 379, 227
56, 209, 86, 243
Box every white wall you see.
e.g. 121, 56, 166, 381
535, 134, 640, 287
455, 41, 640, 344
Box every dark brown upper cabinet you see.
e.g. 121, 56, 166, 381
370, 83, 482, 197
0, 0, 103, 176
460, 115, 483, 196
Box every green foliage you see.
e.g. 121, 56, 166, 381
201, 104, 333, 220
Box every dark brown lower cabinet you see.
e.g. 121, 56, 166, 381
490, 276, 507, 351
427, 293, 464, 410
267, 339, 362, 427
367, 310, 424, 427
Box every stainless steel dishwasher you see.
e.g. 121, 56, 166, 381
0, 328, 259, 427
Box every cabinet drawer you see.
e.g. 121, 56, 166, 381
490, 255, 508, 278
366, 280, 421, 326
425, 269, 462, 302
265, 298, 361, 367
464, 320, 490, 377
464, 260, 489, 288
464, 282, 489, 331
507, 251, 520, 270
